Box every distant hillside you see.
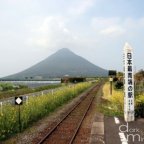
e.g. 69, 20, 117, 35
3, 48, 108, 80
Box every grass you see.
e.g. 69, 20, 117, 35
135, 94, 144, 106
0, 84, 62, 100
101, 82, 124, 116
0, 82, 93, 140
101, 81, 144, 117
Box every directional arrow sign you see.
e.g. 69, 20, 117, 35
15, 97, 23, 105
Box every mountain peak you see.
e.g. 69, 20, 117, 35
57, 48, 72, 53
59, 48, 70, 51
54, 48, 75, 57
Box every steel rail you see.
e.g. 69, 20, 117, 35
69, 95, 95, 144
37, 84, 98, 144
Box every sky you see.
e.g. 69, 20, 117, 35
0, 0, 144, 77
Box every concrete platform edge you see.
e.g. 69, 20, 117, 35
89, 112, 105, 144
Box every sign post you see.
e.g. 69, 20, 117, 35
123, 43, 135, 122
109, 77, 113, 95
108, 70, 116, 95
15, 97, 23, 132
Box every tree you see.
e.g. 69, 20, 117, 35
135, 69, 144, 81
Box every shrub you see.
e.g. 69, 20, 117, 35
113, 77, 118, 82
135, 94, 144, 118
114, 81, 123, 89
0, 83, 13, 91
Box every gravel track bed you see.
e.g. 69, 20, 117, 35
40, 86, 99, 144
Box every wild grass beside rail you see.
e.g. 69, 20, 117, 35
0, 82, 93, 140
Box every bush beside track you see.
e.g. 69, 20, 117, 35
0, 82, 94, 140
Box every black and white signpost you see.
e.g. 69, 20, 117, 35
108, 70, 116, 95
15, 96, 23, 132
123, 43, 135, 122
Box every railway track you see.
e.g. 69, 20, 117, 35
37, 84, 101, 144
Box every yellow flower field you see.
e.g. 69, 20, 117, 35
0, 82, 93, 140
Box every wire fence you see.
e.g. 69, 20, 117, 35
0, 85, 75, 115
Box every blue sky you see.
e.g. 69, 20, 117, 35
0, 0, 144, 77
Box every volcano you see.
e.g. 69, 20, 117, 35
4, 48, 108, 80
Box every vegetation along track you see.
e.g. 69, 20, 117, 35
36, 83, 101, 144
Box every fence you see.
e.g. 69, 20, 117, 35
0, 85, 73, 115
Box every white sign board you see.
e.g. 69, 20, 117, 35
123, 43, 134, 122
15, 97, 23, 105
109, 78, 113, 82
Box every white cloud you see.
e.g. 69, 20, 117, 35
123, 17, 144, 29
26, 16, 78, 48
26, 16, 144, 51
6, 0, 30, 5
69, 0, 94, 15
91, 17, 125, 36
92, 17, 120, 28
92, 17, 144, 37
100, 26, 125, 36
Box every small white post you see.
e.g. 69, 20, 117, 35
73, 85, 75, 95
0, 102, 3, 115
51, 89, 54, 95
26, 96, 28, 104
